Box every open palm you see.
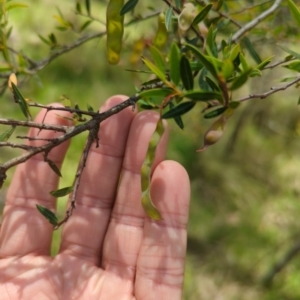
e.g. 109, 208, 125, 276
0, 96, 190, 300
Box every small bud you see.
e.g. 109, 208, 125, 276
197, 116, 226, 152
8, 73, 17, 92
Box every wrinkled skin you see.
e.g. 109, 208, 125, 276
0, 96, 190, 300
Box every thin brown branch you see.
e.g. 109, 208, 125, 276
237, 76, 300, 102
231, 0, 282, 43
0, 142, 32, 151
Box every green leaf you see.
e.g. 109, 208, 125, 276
185, 43, 218, 80
169, 43, 181, 85
76, 2, 82, 13
192, 4, 212, 25
47, 160, 62, 177
148, 45, 166, 73
87, 103, 94, 112
142, 57, 166, 82
0, 125, 15, 142
6, 3, 28, 11
204, 107, 227, 119
169, 102, 184, 129
284, 60, 300, 72
50, 186, 73, 198
165, 6, 173, 31
239, 52, 248, 72
38, 34, 52, 46
256, 56, 274, 70
206, 26, 218, 58
230, 69, 252, 90
221, 59, 234, 79
278, 45, 300, 60
80, 20, 93, 32
249, 69, 262, 77
85, 0, 91, 15
139, 88, 173, 98
242, 36, 261, 64
184, 91, 223, 101
162, 101, 195, 119
180, 56, 194, 91
11, 83, 32, 120
36, 204, 58, 226
228, 43, 241, 62
228, 101, 240, 109
205, 76, 220, 91
120, 0, 138, 15
287, 0, 300, 28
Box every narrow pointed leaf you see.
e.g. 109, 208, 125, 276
120, 0, 139, 15
185, 43, 218, 80
184, 91, 222, 101
50, 186, 73, 197
87, 103, 94, 112
169, 43, 181, 85
169, 102, 184, 129
165, 6, 173, 31
243, 36, 261, 64
47, 160, 62, 177
11, 83, 32, 120
278, 45, 300, 60
139, 88, 173, 98
142, 57, 166, 82
204, 107, 227, 119
256, 56, 274, 70
180, 56, 193, 91
148, 45, 166, 73
0, 125, 16, 142
193, 4, 212, 25
36, 205, 58, 226
162, 101, 195, 119
230, 69, 252, 90
85, 0, 91, 15
287, 0, 300, 28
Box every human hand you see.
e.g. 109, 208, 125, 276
0, 96, 190, 300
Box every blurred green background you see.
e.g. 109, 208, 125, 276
1, 1, 300, 299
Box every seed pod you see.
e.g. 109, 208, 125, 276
197, 115, 226, 152
106, 0, 124, 65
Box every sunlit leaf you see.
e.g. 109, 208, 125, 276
184, 90, 223, 101
148, 45, 166, 73
256, 56, 274, 70
120, 0, 139, 15
106, 0, 124, 64
192, 4, 212, 25
36, 205, 58, 226
204, 106, 227, 119
162, 101, 195, 119
50, 186, 73, 197
228, 43, 241, 62
142, 57, 166, 82
139, 88, 173, 98
0, 125, 16, 142
8, 73, 17, 92
287, 0, 300, 28
180, 56, 194, 91
153, 13, 168, 48
47, 160, 62, 177
6, 3, 28, 11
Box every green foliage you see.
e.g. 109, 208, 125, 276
1, 1, 300, 298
